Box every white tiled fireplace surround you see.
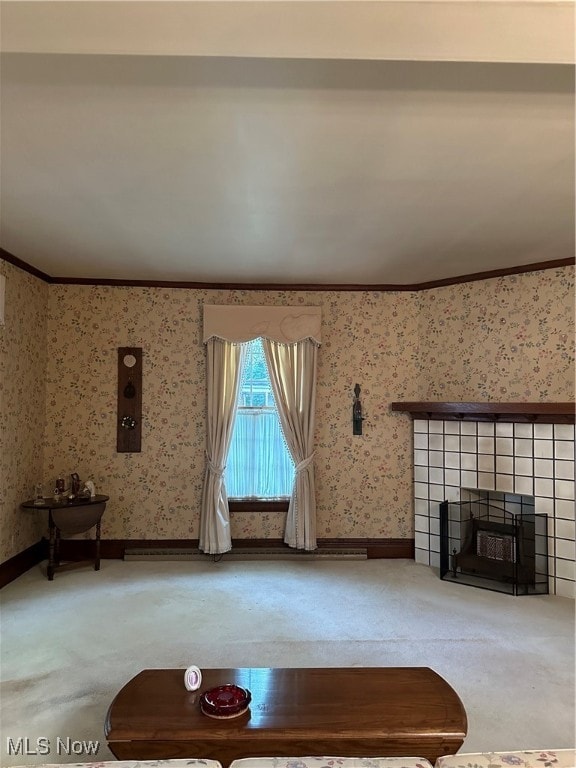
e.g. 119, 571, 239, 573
411, 419, 575, 599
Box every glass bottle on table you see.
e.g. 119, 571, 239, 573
34, 483, 44, 505
54, 474, 66, 501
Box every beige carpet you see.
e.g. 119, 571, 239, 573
0, 558, 574, 766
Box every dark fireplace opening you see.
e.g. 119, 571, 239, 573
440, 489, 548, 595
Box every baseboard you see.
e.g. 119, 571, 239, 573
58, 538, 128, 560
318, 538, 415, 559
125, 547, 368, 562
1, 537, 415, 584
0, 540, 47, 588
58, 537, 414, 560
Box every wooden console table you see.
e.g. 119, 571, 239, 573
21, 495, 109, 580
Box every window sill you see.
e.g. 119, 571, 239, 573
229, 499, 289, 512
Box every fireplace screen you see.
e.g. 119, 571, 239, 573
440, 489, 548, 595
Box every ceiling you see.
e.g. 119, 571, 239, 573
1, 1, 574, 287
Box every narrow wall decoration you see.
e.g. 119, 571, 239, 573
353, 383, 365, 435
117, 347, 142, 453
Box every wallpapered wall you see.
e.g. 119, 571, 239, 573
419, 269, 575, 401
40, 286, 421, 544
1, 262, 574, 563
1, 261, 48, 560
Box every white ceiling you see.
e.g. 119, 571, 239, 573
1, 1, 574, 286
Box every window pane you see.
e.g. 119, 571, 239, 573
226, 338, 294, 499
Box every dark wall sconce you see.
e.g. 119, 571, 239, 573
353, 383, 365, 435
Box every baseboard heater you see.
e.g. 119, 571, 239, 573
124, 547, 367, 561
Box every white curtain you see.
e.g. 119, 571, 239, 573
226, 408, 295, 499
199, 338, 245, 554
262, 338, 318, 550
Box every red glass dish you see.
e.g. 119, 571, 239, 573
200, 684, 251, 719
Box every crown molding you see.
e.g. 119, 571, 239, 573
1, 250, 573, 292
0, 248, 53, 282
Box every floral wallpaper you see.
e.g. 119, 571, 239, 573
418, 267, 575, 401
1, 261, 574, 562
41, 286, 421, 542
0, 260, 48, 562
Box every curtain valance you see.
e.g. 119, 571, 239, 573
203, 304, 322, 344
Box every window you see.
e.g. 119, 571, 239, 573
225, 338, 295, 499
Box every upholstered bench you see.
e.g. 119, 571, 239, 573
9, 753, 574, 768
6, 758, 432, 768
7, 761, 223, 768
229, 758, 434, 768
436, 751, 576, 768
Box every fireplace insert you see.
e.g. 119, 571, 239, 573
440, 490, 548, 595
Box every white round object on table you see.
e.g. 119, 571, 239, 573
184, 665, 202, 691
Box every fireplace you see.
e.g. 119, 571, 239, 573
440, 489, 548, 595
390, 401, 575, 598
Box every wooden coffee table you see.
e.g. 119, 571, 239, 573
105, 667, 467, 765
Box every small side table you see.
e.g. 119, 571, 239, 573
21, 495, 109, 580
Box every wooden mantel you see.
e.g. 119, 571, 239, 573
390, 402, 575, 424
